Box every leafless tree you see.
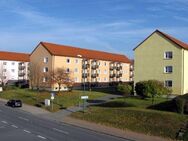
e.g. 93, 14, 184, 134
29, 63, 45, 90
50, 68, 74, 93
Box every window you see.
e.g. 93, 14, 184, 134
74, 68, 78, 73
98, 77, 100, 81
12, 62, 15, 65
165, 80, 172, 87
104, 70, 107, 74
3, 62, 7, 65
164, 51, 173, 59
3, 76, 6, 79
104, 77, 107, 81
3, 69, 6, 72
43, 67, 48, 72
98, 70, 100, 74
74, 77, 78, 82
43, 77, 47, 82
44, 57, 48, 63
67, 58, 70, 63
75, 59, 78, 64
104, 62, 107, 66
164, 66, 173, 73
66, 68, 70, 73
11, 69, 15, 72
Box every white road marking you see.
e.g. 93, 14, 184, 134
23, 130, 31, 133
11, 125, 18, 128
53, 128, 69, 135
18, 116, 29, 121
37, 135, 46, 140
1, 121, 8, 124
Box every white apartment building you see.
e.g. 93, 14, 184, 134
0, 51, 30, 85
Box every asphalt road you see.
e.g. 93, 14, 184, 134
0, 101, 131, 141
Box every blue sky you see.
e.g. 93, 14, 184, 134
0, 0, 188, 59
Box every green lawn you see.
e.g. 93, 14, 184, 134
71, 97, 188, 140
0, 88, 106, 112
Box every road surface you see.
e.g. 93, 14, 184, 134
0, 101, 131, 141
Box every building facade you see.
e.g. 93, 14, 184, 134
134, 30, 188, 95
0, 51, 30, 85
30, 42, 131, 91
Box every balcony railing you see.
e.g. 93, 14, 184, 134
116, 66, 122, 71
91, 73, 99, 78
91, 64, 99, 69
82, 64, 90, 69
110, 74, 116, 78
18, 72, 25, 77
82, 73, 89, 78
19, 66, 25, 70
116, 73, 122, 78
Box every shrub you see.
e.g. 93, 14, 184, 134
117, 84, 132, 102
135, 80, 172, 104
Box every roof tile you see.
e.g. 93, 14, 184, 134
41, 42, 130, 63
0, 51, 30, 62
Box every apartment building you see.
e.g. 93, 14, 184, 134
0, 51, 30, 85
30, 42, 131, 91
134, 29, 188, 95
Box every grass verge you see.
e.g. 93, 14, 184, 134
71, 97, 188, 140
0, 88, 106, 112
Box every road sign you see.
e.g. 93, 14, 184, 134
51, 93, 55, 100
81, 96, 88, 99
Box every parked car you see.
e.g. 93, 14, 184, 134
7, 100, 22, 107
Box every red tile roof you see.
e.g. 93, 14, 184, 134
0, 51, 30, 62
40, 42, 130, 63
157, 30, 188, 49
134, 29, 188, 50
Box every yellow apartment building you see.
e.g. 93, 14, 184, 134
134, 29, 188, 95
30, 42, 131, 91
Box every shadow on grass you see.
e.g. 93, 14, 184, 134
86, 99, 106, 104
96, 100, 134, 108
89, 87, 121, 95
147, 100, 177, 112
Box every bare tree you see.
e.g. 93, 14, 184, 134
29, 63, 44, 90
50, 68, 74, 93
0, 62, 3, 86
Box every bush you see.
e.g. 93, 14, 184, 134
117, 84, 132, 95
135, 80, 172, 104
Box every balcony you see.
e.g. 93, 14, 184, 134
18, 72, 25, 77
82, 73, 89, 78
91, 64, 99, 69
19, 66, 25, 70
116, 73, 122, 78
82, 64, 90, 69
116, 66, 122, 71
82, 78, 89, 83
91, 78, 97, 82
110, 74, 116, 78
91, 73, 99, 78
